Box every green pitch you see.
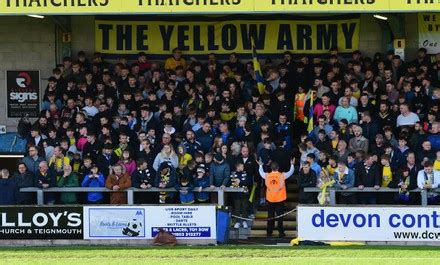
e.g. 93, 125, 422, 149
2, 245, 440, 264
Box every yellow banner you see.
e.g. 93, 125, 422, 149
95, 17, 360, 56
0, 0, 439, 14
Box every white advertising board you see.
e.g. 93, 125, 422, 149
298, 206, 440, 242
84, 205, 216, 240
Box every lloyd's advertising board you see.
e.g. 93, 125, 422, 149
0, 206, 83, 239
83, 205, 216, 240
298, 206, 440, 242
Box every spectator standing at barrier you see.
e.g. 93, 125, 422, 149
13, 163, 35, 205
22, 146, 45, 175
35, 161, 57, 204
131, 159, 156, 204
155, 162, 177, 204
81, 164, 105, 204
231, 161, 251, 229
57, 165, 79, 204
297, 161, 317, 204
333, 161, 356, 204
0, 169, 18, 205
417, 161, 440, 204
389, 167, 415, 204
209, 153, 230, 191
105, 165, 132, 205
259, 159, 295, 238
355, 154, 381, 204
193, 164, 210, 203
96, 144, 118, 178
175, 175, 195, 204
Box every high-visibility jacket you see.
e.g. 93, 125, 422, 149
294, 93, 306, 122
265, 171, 287, 203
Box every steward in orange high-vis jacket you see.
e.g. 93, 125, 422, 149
259, 158, 295, 238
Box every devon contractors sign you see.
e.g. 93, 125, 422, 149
298, 206, 440, 242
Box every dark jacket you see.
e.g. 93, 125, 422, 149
131, 167, 156, 188
13, 171, 35, 204
154, 168, 178, 188
35, 170, 57, 188
82, 141, 100, 162
298, 169, 317, 189
209, 161, 230, 187
235, 156, 259, 184
229, 171, 252, 187
355, 163, 381, 187
0, 178, 18, 205
195, 128, 215, 153
96, 153, 119, 178
297, 169, 317, 204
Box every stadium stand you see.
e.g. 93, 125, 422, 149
1, 47, 440, 238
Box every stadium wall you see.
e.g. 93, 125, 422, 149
0, 16, 55, 131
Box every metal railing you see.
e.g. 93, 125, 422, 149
20, 187, 245, 206
304, 187, 440, 206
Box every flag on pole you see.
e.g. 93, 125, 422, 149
252, 42, 266, 95
307, 92, 315, 133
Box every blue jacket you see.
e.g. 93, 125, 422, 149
333, 168, 355, 196
22, 156, 45, 175
0, 179, 18, 205
81, 173, 105, 202
428, 134, 440, 151
391, 147, 410, 171
193, 175, 210, 202
175, 182, 195, 204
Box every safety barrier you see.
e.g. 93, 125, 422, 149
303, 187, 440, 206
20, 187, 245, 206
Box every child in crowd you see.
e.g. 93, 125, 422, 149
231, 162, 251, 229
193, 164, 210, 203
175, 175, 194, 204
346, 153, 357, 171
81, 164, 105, 204
381, 154, 393, 188
326, 155, 338, 176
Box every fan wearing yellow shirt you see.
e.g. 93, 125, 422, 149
434, 150, 440, 171
326, 155, 338, 176
380, 154, 393, 188
48, 146, 71, 177
164, 48, 187, 71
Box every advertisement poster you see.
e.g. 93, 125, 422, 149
298, 206, 440, 242
0, 206, 83, 240
6, 70, 40, 118
84, 207, 146, 239
145, 205, 216, 239
84, 205, 216, 240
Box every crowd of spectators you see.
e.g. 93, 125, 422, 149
1, 46, 440, 216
